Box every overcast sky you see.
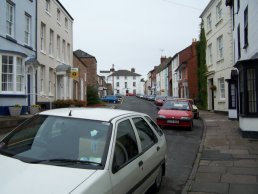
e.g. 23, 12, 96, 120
61, 0, 210, 79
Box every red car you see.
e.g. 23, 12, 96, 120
126, 93, 135, 96
154, 96, 167, 106
156, 99, 194, 130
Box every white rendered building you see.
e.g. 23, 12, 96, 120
37, 0, 73, 108
200, 0, 234, 116
100, 67, 143, 95
226, 0, 258, 133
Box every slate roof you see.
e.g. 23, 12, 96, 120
108, 70, 141, 77
74, 49, 96, 59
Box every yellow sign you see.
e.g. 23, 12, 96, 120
70, 68, 79, 79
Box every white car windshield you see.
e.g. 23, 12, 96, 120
0, 115, 111, 169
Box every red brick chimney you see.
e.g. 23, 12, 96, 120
160, 56, 166, 64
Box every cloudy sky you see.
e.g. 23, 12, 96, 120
61, 0, 210, 79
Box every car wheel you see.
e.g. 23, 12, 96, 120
152, 166, 163, 192
113, 100, 117, 104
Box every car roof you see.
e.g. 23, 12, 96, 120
38, 108, 141, 122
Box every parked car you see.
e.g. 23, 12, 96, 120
126, 93, 135, 96
154, 96, 167, 106
178, 98, 199, 119
147, 95, 155, 101
115, 93, 123, 101
100, 95, 119, 103
157, 99, 194, 130
0, 108, 167, 194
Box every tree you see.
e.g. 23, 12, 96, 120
87, 85, 100, 105
197, 21, 208, 109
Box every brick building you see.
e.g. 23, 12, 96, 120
176, 40, 198, 100
73, 49, 97, 88
73, 52, 87, 101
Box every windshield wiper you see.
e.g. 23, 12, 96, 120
30, 158, 102, 166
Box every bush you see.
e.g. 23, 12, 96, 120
53, 99, 86, 108
87, 85, 101, 105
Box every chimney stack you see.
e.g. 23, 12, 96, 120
160, 56, 166, 64
131, 68, 135, 73
110, 64, 115, 72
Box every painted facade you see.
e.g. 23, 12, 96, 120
37, 0, 73, 108
200, 0, 234, 115
100, 67, 143, 96
0, 0, 37, 115
227, 0, 258, 133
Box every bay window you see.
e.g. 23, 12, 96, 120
1, 55, 25, 93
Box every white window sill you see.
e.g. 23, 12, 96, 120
215, 18, 223, 27
217, 58, 224, 63
45, 10, 52, 17
218, 99, 226, 103
206, 29, 212, 35
40, 50, 46, 55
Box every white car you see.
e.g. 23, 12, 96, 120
0, 108, 167, 194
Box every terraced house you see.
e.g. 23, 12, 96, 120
200, 0, 234, 116
226, 0, 258, 134
0, 0, 37, 115
37, 0, 73, 109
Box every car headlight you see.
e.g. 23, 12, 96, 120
158, 115, 167, 119
181, 117, 191, 120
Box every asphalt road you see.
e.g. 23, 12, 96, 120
117, 96, 204, 194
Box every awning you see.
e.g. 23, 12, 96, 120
25, 57, 40, 68
56, 63, 71, 72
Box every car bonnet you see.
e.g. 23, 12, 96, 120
158, 109, 192, 118
0, 155, 97, 194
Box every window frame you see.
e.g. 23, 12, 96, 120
217, 35, 224, 60
243, 6, 248, 48
1, 55, 25, 94
207, 14, 212, 32
216, 1, 222, 22
112, 118, 140, 173
218, 78, 225, 99
49, 29, 54, 56
24, 13, 31, 46
45, 0, 50, 13
6, 1, 15, 37
207, 43, 213, 65
57, 35, 61, 60
40, 22, 46, 52
237, 61, 258, 116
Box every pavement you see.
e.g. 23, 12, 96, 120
0, 109, 258, 194
183, 110, 258, 194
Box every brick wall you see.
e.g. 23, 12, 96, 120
179, 42, 198, 100
73, 54, 87, 101
79, 58, 97, 87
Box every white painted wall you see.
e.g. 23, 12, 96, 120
37, 0, 73, 102
233, 0, 258, 62
201, 0, 233, 112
